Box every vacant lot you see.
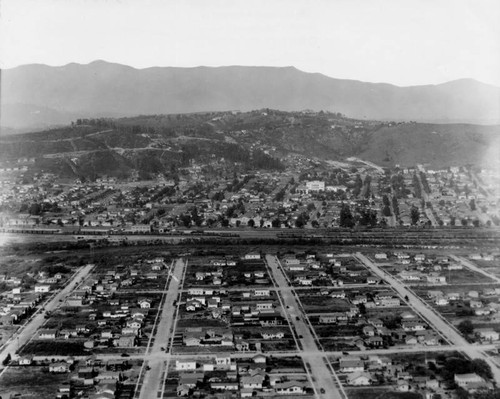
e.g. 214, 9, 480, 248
0, 366, 70, 398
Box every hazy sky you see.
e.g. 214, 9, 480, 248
1, 0, 499, 86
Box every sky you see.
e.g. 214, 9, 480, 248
1, 0, 500, 87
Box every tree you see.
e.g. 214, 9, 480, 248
457, 320, 474, 335
391, 196, 399, 216
29, 203, 42, 215
2, 353, 11, 366
359, 209, 377, 227
339, 204, 355, 228
247, 219, 255, 228
295, 212, 309, 228
470, 199, 476, 211
179, 214, 192, 227
271, 219, 281, 228
410, 206, 420, 225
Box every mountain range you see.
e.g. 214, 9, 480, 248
2, 60, 500, 131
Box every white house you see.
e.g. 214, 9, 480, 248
35, 285, 51, 293
176, 360, 196, 371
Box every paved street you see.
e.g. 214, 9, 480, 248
139, 258, 186, 399
266, 255, 345, 399
355, 252, 500, 384
0, 264, 94, 375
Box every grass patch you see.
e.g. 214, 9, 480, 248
0, 366, 70, 398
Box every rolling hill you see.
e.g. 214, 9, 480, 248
1, 111, 499, 180
2, 61, 500, 130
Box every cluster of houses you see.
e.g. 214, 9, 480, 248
0, 269, 68, 343
337, 354, 493, 395
281, 253, 381, 287
13, 356, 137, 399
173, 354, 310, 397
1, 138, 499, 231
33, 259, 169, 350
185, 286, 282, 327
37, 293, 151, 349
376, 252, 464, 285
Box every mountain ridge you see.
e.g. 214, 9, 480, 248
2, 61, 500, 129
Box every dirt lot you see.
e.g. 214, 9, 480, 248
0, 366, 71, 398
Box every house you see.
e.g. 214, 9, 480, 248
240, 375, 264, 389
256, 302, 273, 311
374, 253, 388, 260
347, 371, 372, 386
378, 298, 400, 307
188, 288, 204, 296
49, 362, 69, 373
252, 354, 267, 364
402, 320, 426, 331
470, 300, 483, 308
434, 297, 449, 306
186, 301, 201, 312
34, 284, 51, 293
66, 296, 84, 307
101, 330, 113, 339
399, 271, 421, 281
261, 329, 285, 340
367, 276, 381, 285
176, 384, 190, 396
366, 336, 383, 347
475, 308, 491, 316
176, 360, 197, 371
274, 381, 306, 394
476, 329, 499, 341
114, 335, 135, 348
319, 313, 349, 323
18, 355, 33, 365
397, 380, 410, 392
210, 382, 239, 391
339, 357, 364, 373
283, 256, 300, 266
254, 289, 270, 297
368, 319, 384, 328
138, 299, 152, 308
352, 295, 367, 305
363, 326, 376, 336
426, 274, 446, 284
39, 329, 58, 339
235, 339, 250, 352
400, 311, 416, 319
245, 252, 261, 260
454, 373, 485, 388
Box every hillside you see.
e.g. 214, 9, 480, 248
2, 61, 500, 130
0, 111, 498, 180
